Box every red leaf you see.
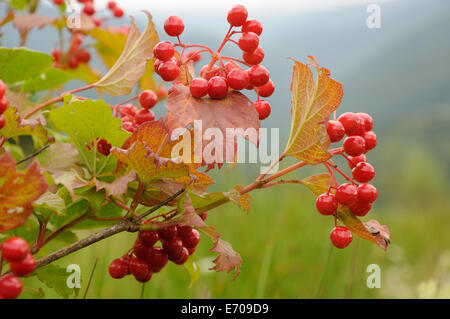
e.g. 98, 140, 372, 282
210, 239, 242, 279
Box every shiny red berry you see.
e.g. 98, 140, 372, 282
248, 65, 269, 87
139, 90, 158, 109
83, 3, 95, 15
356, 112, 373, 131
255, 79, 274, 97
157, 225, 178, 241
153, 41, 174, 61
0, 96, 8, 114
243, 46, 265, 65
242, 19, 262, 36
164, 15, 184, 36
347, 154, 367, 169
187, 247, 196, 255
224, 62, 239, 73
51, 49, 62, 62
9, 253, 35, 276
173, 247, 189, 265
338, 112, 365, 136
349, 200, 372, 216
343, 136, 366, 156
238, 32, 259, 52
158, 60, 180, 81
108, 258, 129, 279
316, 193, 338, 215
68, 56, 79, 69
129, 257, 149, 279
133, 240, 152, 262
0, 275, 22, 299
138, 230, 159, 247
352, 162, 375, 183
107, 1, 117, 10
362, 131, 377, 152
135, 109, 155, 125
53, 0, 63, 5
254, 100, 271, 120
1, 237, 30, 263
227, 4, 248, 26
357, 184, 378, 203
113, 7, 124, 18
181, 229, 200, 248
135, 270, 153, 283
162, 238, 184, 257
227, 68, 249, 90
77, 50, 91, 63
335, 183, 358, 206
208, 76, 228, 99
330, 226, 352, 249
148, 247, 168, 270
178, 226, 192, 237
327, 120, 345, 142
190, 77, 209, 98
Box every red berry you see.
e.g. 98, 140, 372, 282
0, 80, 5, 100
0, 115, 5, 130
158, 60, 180, 81
255, 79, 274, 97
92, 17, 101, 27
157, 225, 178, 241
227, 4, 248, 26
129, 257, 149, 279
238, 32, 259, 52
349, 200, 372, 216
107, 1, 116, 10
187, 247, 196, 255
113, 7, 124, 18
248, 65, 269, 87
0, 275, 22, 299
108, 258, 129, 279
338, 112, 365, 136
164, 15, 184, 37
157, 86, 167, 99
138, 230, 159, 247
243, 46, 265, 65
178, 226, 193, 237
347, 154, 367, 169
254, 100, 271, 120
362, 131, 377, 152
352, 162, 375, 183
162, 238, 184, 257
316, 193, 338, 215
153, 41, 175, 61
227, 68, 249, 90
181, 229, 200, 248
68, 56, 79, 69
133, 240, 152, 262
97, 138, 111, 156
135, 270, 152, 283
83, 3, 95, 15
0, 96, 8, 114
327, 120, 345, 142
224, 62, 239, 73
242, 19, 263, 36
139, 90, 158, 109
356, 112, 373, 131
148, 247, 168, 270
330, 226, 352, 249
77, 50, 91, 63
200, 65, 226, 80
135, 109, 155, 125
1, 237, 30, 263
357, 184, 378, 203
208, 76, 228, 99
343, 136, 366, 156
335, 183, 358, 206
9, 253, 35, 276
154, 59, 163, 75
173, 247, 189, 265
190, 77, 209, 98
53, 0, 63, 5
51, 49, 62, 62
200, 213, 208, 220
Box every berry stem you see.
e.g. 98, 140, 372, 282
222, 56, 252, 67
325, 161, 356, 185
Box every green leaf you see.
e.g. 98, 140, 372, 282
33, 191, 66, 220
18, 284, 45, 299
0, 107, 50, 142
49, 97, 130, 175
0, 47, 53, 84
65, 63, 100, 84
22, 67, 73, 92
36, 264, 79, 299
49, 198, 89, 229
90, 27, 128, 68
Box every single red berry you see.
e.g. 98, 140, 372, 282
92, 17, 102, 27
330, 226, 352, 249
77, 50, 91, 63
255, 79, 274, 97
316, 193, 338, 215
73, 33, 83, 47
181, 229, 200, 249
254, 100, 271, 120
154, 59, 163, 75
208, 76, 228, 99
129, 257, 149, 279
173, 247, 189, 265
335, 183, 358, 206
357, 184, 378, 203
157, 86, 167, 99
338, 112, 365, 136
200, 65, 226, 80
97, 138, 111, 156
349, 200, 372, 216
0, 115, 5, 130
190, 77, 209, 98
227, 4, 248, 26
83, 3, 95, 15
352, 162, 375, 183
133, 240, 152, 262
178, 226, 193, 237
0, 80, 5, 100
162, 238, 184, 257
135, 109, 155, 125
0, 275, 22, 299
327, 120, 345, 142
243, 46, 265, 65
347, 154, 367, 169
108, 258, 129, 279
1, 237, 30, 263
139, 90, 158, 109
53, 0, 63, 5
224, 62, 239, 73
138, 230, 159, 247
200, 213, 208, 220
187, 246, 196, 255
0, 96, 8, 114
242, 19, 263, 35
9, 253, 35, 276
164, 15, 184, 36
51, 49, 62, 62
68, 55, 79, 69
107, 1, 117, 10
158, 60, 181, 81
227, 68, 249, 90
343, 136, 366, 156
362, 131, 377, 152
119, 104, 137, 118
134, 270, 153, 283
153, 41, 175, 61
356, 112, 373, 131
157, 225, 178, 241
113, 7, 124, 18
248, 65, 269, 87
238, 32, 259, 52
148, 247, 168, 270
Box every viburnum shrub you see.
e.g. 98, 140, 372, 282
0, 3, 390, 299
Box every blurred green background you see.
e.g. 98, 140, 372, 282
2, 0, 450, 298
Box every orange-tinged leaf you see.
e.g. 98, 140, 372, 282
284, 57, 343, 164
0, 152, 47, 232
95, 11, 159, 96
0, 107, 50, 142
94, 171, 137, 201
226, 185, 251, 214
210, 239, 242, 279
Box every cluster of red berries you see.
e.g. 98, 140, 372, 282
316, 112, 378, 249
108, 225, 200, 283
52, 34, 91, 70
52, 0, 124, 23
0, 80, 8, 130
0, 237, 36, 299
152, 5, 274, 120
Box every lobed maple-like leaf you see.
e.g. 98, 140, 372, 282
94, 171, 137, 201
0, 107, 50, 142
13, 14, 55, 36
95, 11, 159, 96
0, 152, 47, 233
300, 173, 390, 250
284, 57, 343, 164
210, 239, 243, 279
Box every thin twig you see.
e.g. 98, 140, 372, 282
16, 144, 50, 165
133, 188, 185, 222
83, 258, 98, 299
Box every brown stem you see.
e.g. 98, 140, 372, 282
16, 144, 50, 165
41, 213, 89, 248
